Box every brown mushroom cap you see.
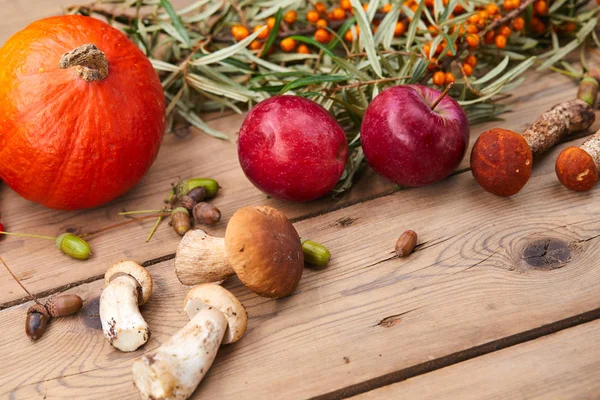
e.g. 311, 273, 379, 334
556, 146, 599, 191
184, 284, 248, 344
471, 128, 533, 197
225, 206, 303, 298
104, 261, 153, 305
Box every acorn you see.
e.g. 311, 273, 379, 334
192, 202, 221, 225
172, 207, 192, 235
25, 294, 83, 341
26, 304, 50, 341
56, 233, 92, 260
301, 239, 331, 267
176, 178, 219, 201
181, 186, 207, 211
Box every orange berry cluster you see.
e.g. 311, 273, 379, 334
231, 9, 301, 53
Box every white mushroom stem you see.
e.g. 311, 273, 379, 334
99, 274, 150, 352
175, 229, 234, 285
132, 307, 227, 400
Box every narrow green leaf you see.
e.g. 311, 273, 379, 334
408, 59, 428, 83
332, 56, 371, 81
374, 3, 401, 49
537, 18, 596, 70
406, 0, 426, 51
192, 26, 267, 66
549, 0, 568, 13
351, 0, 383, 77
328, 17, 356, 50
159, 0, 191, 47
472, 56, 509, 84
261, 8, 283, 57
288, 35, 336, 57
439, 0, 456, 22
280, 75, 348, 94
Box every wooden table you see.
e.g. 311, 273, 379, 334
2, 2, 600, 399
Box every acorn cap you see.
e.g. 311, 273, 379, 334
184, 284, 248, 344
225, 206, 303, 298
104, 261, 153, 305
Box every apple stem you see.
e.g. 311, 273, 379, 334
430, 82, 455, 111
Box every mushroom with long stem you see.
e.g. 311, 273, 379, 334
555, 128, 600, 191
175, 206, 305, 298
132, 284, 248, 400
470, 99, 595, 196
99, 261, 153, 352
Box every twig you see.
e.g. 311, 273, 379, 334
146, 190, 176, 242
0, 256, 41, 305
327, 75, 412, 92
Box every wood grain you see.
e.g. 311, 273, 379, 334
3, 161, 600, 398
354, 319, 600, 400
0, 67, 590, 307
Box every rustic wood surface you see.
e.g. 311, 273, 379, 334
2, 1, 600, 399
354, 319, 600, 400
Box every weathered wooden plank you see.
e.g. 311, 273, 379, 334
0, 69, 589, 307
3, 154, 600, 398
353, 319, 600, 400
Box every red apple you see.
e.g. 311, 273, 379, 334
238, 96, 348, 202
360, 84, 469, 187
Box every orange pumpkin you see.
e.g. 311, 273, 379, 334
0, 15, 166, 210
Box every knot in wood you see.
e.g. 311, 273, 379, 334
522, 238, 571, 269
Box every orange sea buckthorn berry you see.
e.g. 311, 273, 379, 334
423, 43, 431, 55
499, 25, 512, 36
314, 28, 330, 43
466, 24, 479, 33
462, 63, 474, 76
280, 37, 296, 52
394, 21, 407, 36
316, 18, 328, 28
341, 0, 353, 11
445, 43, 457, 56
484, 30, 496, 44
267, 17, 277, 30
284, 10, 298, 24
531, 17, 546, 33
495, 34, 507, 48
426, 0, 435, 7
428, 57, 438, 70
455, 3, 465, 13
344, 30, 354, 42
465, 54, 477, 67
231, 25, 250, 41
486, 3, 500, 14
534, 0, 548, 14
512, 17, 525, 31
315, 2, 327, 13
381, 3, 393, 12
362, 3, 370, 11
466, 33, 480, 48
428, 25, 439, 35
432, 73, 446, 87
307, 10, 320, 23
478, 10, 489, 20
445, 72, 456, 84
433, 71, 446, 86
562, 21, 577, 32
297, 44, 310, 54
468, 14, 480, 24
254, 25, 269, 40
332, 7, 346, 20
410, 3, 419, 11
249, 40, 262, 51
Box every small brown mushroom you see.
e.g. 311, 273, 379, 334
132, 284, 247, 400
555, 128, 600, 191
471, 100, 595, 196
175, 205, 303, 298
99, 261, 153, 352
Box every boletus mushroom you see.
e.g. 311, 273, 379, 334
132, 284, 247, 400
99, 261, 153, 352
555, 128, 600, 191
471, 99, 595, 196
175, 205, 303, 298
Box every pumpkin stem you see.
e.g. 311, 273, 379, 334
59, 44, 108, 82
